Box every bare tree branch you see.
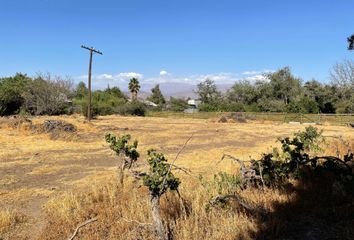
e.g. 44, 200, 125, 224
217, 153, 264, 188
67, 217, 97, 240
160, 134, 194, 195
310, 156, 352, 171
167, 163, 191, 175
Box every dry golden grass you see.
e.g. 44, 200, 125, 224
28, 165, 64, 175
39, 174, 317, 240
0, 209, 24, 235
1, 114, 354, 239
41, 177, 261, 239
0, 175, 19, 185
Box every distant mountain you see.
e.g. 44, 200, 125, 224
217, 83, 234, 92
138, 82, 194, 99
138, 82, 233, 99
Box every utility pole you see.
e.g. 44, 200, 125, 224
81, 45, 103, 121
348, 34, 354, 50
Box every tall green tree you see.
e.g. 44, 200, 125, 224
267, 67, 302, 105
75, 81, 88, 99
303, 80, 335, 113
105, 86, 126, 100
227, 80, 259, 104
196, 79, 221, 104
147, 84, 165, 105
168, 97, 188, 112
128, 78, 141, 100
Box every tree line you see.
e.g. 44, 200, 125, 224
1, 60, 354, 116
0, 73, 183, 117
196, 61, 354, 114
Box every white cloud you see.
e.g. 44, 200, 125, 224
242, 69, 274, 75
96, 74, 113, 80
159, 70, 169, 76
75, 72, 143, 90
78, 72, 143, 82
242, 71, 260, 75
245, 74, 268, 82
141, 72, 239, 85
187, 72, 239, 84
75, 69, 273, 90
116, 72, 143, 80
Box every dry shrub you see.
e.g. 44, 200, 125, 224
0, 115, 33, 130
40, 179, 156, 240
33, 120, 77, 140
0, 209, 25, 236
227, 112, 247, 123
218, 112, 248, 124
326, 137, 354, 157
218, 116, 228, 123
0, 116, 77, 140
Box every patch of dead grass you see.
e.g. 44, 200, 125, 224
40, 175, 292, 240
28, 165, 64, 175
0, 209, 25, 235
0, 175, 19, 185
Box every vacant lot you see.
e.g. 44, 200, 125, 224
0, 115, 353, 239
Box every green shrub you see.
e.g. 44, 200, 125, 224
286, 97, 319, 113
75, 89, 127, 117
257, 98, 285, 112
198, 103, 219, 112
143, 149, 180, 197
251, 126, 353, 192
244, 103, 259, 112
198, 172, 241, 196
115, 101, 146, 116
0, 73, 30, 116
335, 99, 354, 114
213, 172, 241, 195
219, 102, 245, 112
168, 97, 188, 112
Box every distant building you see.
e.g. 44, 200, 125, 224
187, 99, 201, 108
184, 99, 201, 113
142, 99, 158, 107
127, 98, 158, 107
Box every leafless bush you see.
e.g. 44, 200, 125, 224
22, 72, 73, 115
330, 59, 354, 98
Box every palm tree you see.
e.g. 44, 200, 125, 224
128, 78, 140, 100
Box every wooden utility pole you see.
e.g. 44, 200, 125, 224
81, 45, 103, 121
348, 34, 354, 50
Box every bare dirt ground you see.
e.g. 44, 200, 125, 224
0, 115, 353, 239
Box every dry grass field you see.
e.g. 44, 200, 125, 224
1, 114, 353, 239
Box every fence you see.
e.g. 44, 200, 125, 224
147, 111, 354, 126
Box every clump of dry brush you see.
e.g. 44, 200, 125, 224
0, 115, 78, 140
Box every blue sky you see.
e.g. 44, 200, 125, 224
1, 0, 353, 89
